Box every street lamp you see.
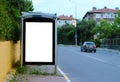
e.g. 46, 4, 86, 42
69, 0, 78, 46
72, 19, 77, 45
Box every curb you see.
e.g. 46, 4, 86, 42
98, 48, 120, 54
57, 66, 71, 82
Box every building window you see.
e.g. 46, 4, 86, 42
59, 21, 61, 23
96, 14, 101, 18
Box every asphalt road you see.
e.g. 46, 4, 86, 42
57, 45, 120, 82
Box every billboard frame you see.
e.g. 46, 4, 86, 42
21, 12, 57, 65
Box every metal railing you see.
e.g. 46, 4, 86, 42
101, 38, 120, 51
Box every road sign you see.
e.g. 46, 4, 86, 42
21, 12, 57, 65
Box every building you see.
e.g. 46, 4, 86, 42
83, 6, 119, 24
57, 15, 76, 27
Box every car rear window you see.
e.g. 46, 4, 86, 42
86, 42, 95, 45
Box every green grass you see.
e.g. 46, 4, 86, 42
30, 70, 41, 75
9, 79, 17, 82
16, 66, 27, 74
13, 61, 27, 74
30, 69, 50, 75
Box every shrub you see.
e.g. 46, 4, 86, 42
91, 39, 101, 47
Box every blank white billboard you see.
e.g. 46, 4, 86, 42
23, 20, 55, 65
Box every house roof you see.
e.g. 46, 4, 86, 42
22, 12, 57, 19
83, 7, 118, 19
88, 7, 118, 13
58, 15, 75, 20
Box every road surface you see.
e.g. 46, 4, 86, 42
57, 45, 120, 82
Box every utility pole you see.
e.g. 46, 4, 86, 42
69, 0, 78, 46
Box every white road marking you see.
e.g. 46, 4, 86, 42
59, 46, 120, 68
57, 66, 72, 82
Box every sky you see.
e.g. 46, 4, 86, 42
32, 0, 120, 19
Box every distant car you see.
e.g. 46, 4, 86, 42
81, 41, 96, 52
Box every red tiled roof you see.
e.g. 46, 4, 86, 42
83, 7, 118, 19
58, 15, 75, 20
88, 8, 118, 13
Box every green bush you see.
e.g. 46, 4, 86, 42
16, 66, 27, 74
57, 24, 75, 45
91, 39, 101, 47
0, 0, 33, 43
13, 61, 27, 74
30, 70, 50, 75
30, 70, 41, 75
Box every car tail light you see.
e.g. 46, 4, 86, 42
86, 45, 89, 48
94, 45, 96, 48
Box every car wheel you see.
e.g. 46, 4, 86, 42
94, 50, 96, 53
84, 49, 86, 52
81, 49, 82, 52
82, 49, 84, 52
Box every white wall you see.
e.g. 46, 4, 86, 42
57, 19, 73, 27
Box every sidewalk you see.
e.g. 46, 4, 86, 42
98, 48, 120, 54
9, 65, 68, 82
15, 75, 67, 82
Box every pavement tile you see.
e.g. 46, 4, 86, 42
15, 75, 67, 82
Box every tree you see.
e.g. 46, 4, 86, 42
112, 10, 120, 37
57, 20, 96, 45
77, 20, 96, 43
57, 24, 75, 45
23, 0, 34, 12
92, 19, 112, 39
7, 0, 34, 42
92, 10, 120, 39
0, 0, 34, 42
0, 0, 13, 40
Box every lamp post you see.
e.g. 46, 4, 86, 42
72, 19, 77, 46
69, 0, 78, 46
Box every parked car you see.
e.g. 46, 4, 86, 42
81, 41, 96, 52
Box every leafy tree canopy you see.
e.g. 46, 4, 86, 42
57, 24, 75, 45
77, 19, 96, 43
92, 10, 120, 39
92, 19, 112, 38
112, 10, 120, 37
0, 0, 34, 42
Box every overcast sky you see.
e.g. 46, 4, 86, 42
32, 0, 120, 19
